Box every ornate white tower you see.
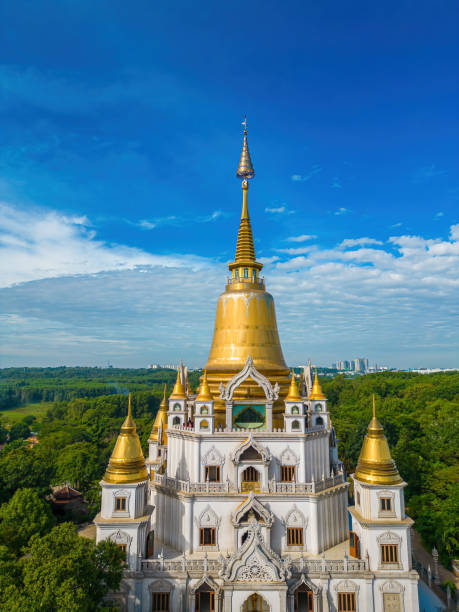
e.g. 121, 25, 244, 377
95, 394, 154, 572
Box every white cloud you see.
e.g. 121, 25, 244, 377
0, 202, 208, 287
334, 207, 351, 216
435, 212, 444, 219
291, 166, 322, 182
275, 246, 317, 255
339, 238, 383, 249
265, 206, 286, 214
390, 222, 403, 228
137, 219, 156, 230
287, 234, 317, 243
1, 201, 459, 368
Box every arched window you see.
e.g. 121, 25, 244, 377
200, 406, 208, 415
200, 420, 209, 431
172, 416, 180, 426
173, 403, 181, 411
242, 466, 259, 482
292, 405, 299, 414
315, 416, 324, 426
242, 593, 269, 612
291, 420, 300, 430
315, 403, 322, 411
243, 268, 249, 278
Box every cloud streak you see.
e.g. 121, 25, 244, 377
1, 201, 458, 368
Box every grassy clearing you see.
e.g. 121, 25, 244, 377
0, 401, 52, 426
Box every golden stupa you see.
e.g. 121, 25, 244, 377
353, 396, 403, 486
149, 384, 168, 445
104, 393, 148, 484
204, 122, 290, 426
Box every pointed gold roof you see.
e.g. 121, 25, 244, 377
285, 370, 302, 401
196, 370, 213, 401
236, 122, 255, 180
149, 384, 168, 444
354, 396, 403, 486
229, 123, 262, 272
104, 394, 148, 484
309, 369, 326, 400
170, 369, 186, 399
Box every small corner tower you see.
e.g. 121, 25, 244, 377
147, 384, 168, 473
95, 394, 153, 570
168, 368, 187, 429
194, 370, 215, 433
284, 370, 306, 433
308, 369, 329, 428
349, 397, 415, 585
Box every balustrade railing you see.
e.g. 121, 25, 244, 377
140, 555, 366, 574
152, 471, 345, 495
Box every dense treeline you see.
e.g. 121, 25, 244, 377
322, 371, 459, 568
0, 367, 201, 409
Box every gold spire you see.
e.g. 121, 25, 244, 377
170, 369, 186, 399
309, 369, 326, 400
354, 396, 403, 486
196, 370, 213, 401
150, 384, 168, 444
285, 370, 302, 401
229, 120, 262, 272
104, 393, 148, 484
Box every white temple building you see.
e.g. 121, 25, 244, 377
95, 126, 420, 612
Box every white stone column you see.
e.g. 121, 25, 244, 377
309, 498, 320, 553
266, 401, 273, 431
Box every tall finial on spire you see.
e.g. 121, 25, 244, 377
236, 116, 255, 181
372, 394, 376, 419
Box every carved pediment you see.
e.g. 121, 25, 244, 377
220, 520, 289, 582
232, 491, 274, 527
201, 445, 225, 467
230, 433, 271, 464
196, 504, 220, 528
219, 356, 279, 401
280, 446, 299, 466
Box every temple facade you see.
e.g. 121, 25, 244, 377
95, 127, 420, 612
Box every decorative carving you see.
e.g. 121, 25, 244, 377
283, 504, 307, 529
195, 504, 220, 528
220, 519, 289, 582
380, 581, 404, 593
201, 445, 225, 467
219, 356, 278, 401
232, 491, 274, 527
236, 552, 276, 581
289, 574, 321, 596
190, 573, 221, 595
280, 446, 299, 466
230, 433, 271, 464
377, 531, 401, 545
334, 579, 359, 593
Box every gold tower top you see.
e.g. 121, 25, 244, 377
104, 394, 148, 484
285, 370, 302, 401
354, 396, 403, 486
149, 384, 168, 444
196, 370, 213, 401
170, 369, 186, 399
229, 121, 262, 274
309, 369, 326, 400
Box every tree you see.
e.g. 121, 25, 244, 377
0, 488, 56, 555
8, 422, 31, 442
0, 446, 54, 503
2, 523, 124, 612
54, 441, 102, 490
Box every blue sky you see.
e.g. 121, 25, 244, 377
0, 0, 458, 368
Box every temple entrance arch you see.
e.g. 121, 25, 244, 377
242, 593, 269, 612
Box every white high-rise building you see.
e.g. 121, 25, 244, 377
95, 127, 419, 612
